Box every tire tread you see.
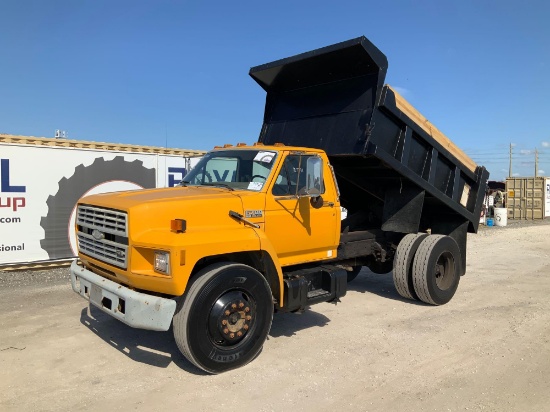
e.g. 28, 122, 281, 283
412, 235, 443, 305
393, 233, 427, 300
412, 235, 460, 306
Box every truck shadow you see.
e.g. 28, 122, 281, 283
347, 269, 430, 306
79, 307, 207, 374
269, 310, 330, 338
80, 306, 332, 371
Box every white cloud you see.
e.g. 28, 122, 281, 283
512, 173, 520, 177
392, 86, 411, 97
539, 169, 545, 175
511, 143, 517, 147
520, 149, 533, 155
542, 141, 550, 147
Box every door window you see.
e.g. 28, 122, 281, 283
272, 155, 324, 196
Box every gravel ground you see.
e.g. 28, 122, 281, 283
0, 267, 69, 289
1, 219, 550, 411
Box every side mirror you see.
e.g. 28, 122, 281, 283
310, 195, 324, 209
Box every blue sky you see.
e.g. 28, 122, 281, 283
1, 0, 549, 181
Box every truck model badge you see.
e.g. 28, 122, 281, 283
244, 210, 263, 218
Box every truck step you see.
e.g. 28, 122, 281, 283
307, 289, 331, 299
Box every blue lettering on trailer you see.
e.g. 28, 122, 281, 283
1, 159, 26, 193
168, 167, 187, 187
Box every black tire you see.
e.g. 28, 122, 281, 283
40, 156, 156, 259
347, 266, 362, 283
393, 233, 428, 300
173, 262, 273, 374
412, 235, 461, 305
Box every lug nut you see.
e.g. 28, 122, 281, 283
237, 331, 243, 337
243, 324, 249, 330
246, 315, 252, 321
224, 310, 230, 316
223, 328, 229, 334
231, 303, 237, 309
222, 320, 227, 325
244, 307, 250, 313
239, 302, 244, 308
229, 333, 235, 339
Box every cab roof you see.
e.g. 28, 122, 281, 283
210, 143, 326, 154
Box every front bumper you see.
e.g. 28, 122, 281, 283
70, 260, 177, 331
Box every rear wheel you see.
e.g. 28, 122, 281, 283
393, 233, 428, 300
412, 235, 461, 305
173, 262, 273, 374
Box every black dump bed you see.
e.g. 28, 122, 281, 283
250, 36, 489, 233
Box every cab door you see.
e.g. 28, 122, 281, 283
263, 153, 340, 266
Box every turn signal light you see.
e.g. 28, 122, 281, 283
171, 219, 187, 233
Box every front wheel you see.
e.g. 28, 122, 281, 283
412, 235, 461, 305
173, 263, 273, 374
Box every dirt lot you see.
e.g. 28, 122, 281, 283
1, 221, 550, 412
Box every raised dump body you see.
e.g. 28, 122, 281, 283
250, 36, 489, 235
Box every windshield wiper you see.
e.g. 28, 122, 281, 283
202, 182, 234, 191
178, 180, 190, 187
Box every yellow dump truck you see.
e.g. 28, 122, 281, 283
70, 37, 489, 373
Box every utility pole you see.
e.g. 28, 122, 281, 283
535, 148, 539, 177
509, 143, 513, 177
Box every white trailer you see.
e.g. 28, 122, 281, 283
0, 134, 204, 266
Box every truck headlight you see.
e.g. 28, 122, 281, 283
154, 251, 170, 275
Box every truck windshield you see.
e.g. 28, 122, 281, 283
181, 149, 278, 191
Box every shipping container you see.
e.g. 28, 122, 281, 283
0, 134, 204, 266
506, 177, 548, 219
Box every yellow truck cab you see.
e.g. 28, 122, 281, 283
71, 143, 344, 372
71, 36, 488, 374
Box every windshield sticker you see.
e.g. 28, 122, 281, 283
254, 151, 275, 164
247, 181, 263, 191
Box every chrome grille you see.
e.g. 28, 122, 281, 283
77, 205, 127, 237
77, 232, 128, 268
77, 205, 128, 268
